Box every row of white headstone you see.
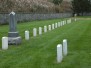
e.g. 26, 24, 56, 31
33, 19, 72, 37
1, 19, 72, 50
57, 39, 68, 63
25, 19, 72, 40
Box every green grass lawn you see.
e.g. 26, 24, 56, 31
0, 18, 91, 68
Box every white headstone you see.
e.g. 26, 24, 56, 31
52, 24, 54, 30
75, 18, 77, 21
44, 26, 47, 33
25, 30, 29, 40
33, 28, 37, 37
2, 37, 8, 50
55, 23, 57, 28
67, 19, 70, 24
63, 39, 68, 56
74, 14, 77, 21
61, 21, 63, 26
63, 21, 65, 25
69, 19, 71, 24
39, 27, 42, 35
48, 25, 51, 31
74, 14, 77, 17
68, 20, 69, 24
57, 44, 63, 63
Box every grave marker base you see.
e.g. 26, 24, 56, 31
8, 37, 21, 45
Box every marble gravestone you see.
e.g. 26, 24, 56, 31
8, 12, 21, 45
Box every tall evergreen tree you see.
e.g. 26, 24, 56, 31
72, 0, 91, 15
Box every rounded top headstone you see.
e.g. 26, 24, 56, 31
57, 44, 62, 47
10, 11, 15, 15
63, 39, 67, 42
74, 14, 77, 17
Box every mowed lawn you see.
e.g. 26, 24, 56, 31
0, 18, 91, 68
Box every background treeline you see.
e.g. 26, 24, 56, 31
0, 0, 72, 13
72, 0, 91, 15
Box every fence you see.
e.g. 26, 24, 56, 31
79, 13, 91, 16
0, 13, 72, 24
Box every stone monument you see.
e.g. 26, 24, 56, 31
8, 11, 21, 45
